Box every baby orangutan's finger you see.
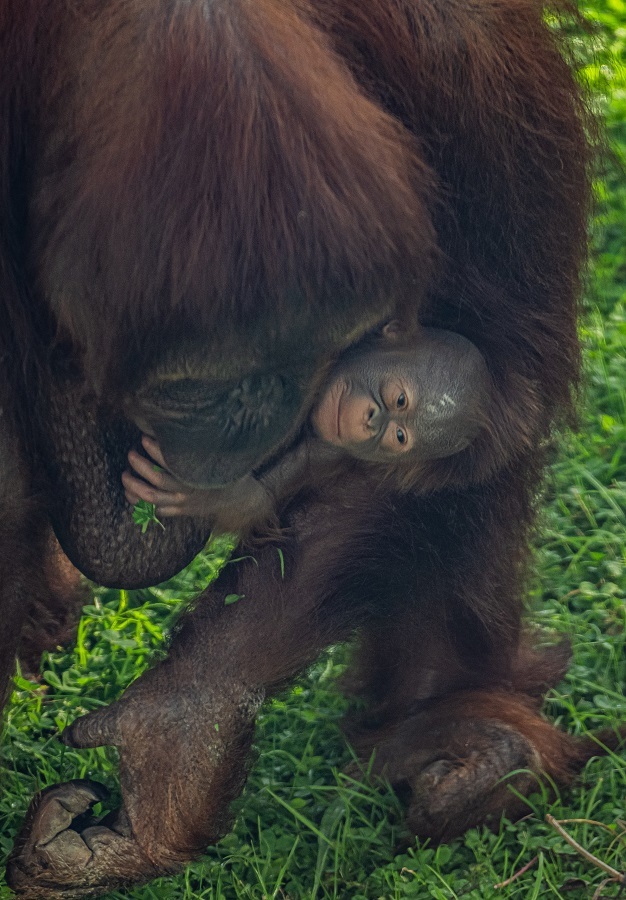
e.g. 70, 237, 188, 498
141, 435, 169, 470
151, 504, 189, 517
122, 470, 166, 505
122, 470, 189, 517
124, 486, 141, 506
127, 450, 181, 492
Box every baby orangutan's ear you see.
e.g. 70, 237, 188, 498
381, 320, 405, 341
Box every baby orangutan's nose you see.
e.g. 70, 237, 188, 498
365, 403, 383, 435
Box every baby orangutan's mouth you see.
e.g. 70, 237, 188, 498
311, 382, 345, 446
335, 387, 344, 441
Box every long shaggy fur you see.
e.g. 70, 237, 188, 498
0, 1, 614, 896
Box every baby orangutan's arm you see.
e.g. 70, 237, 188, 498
123, 435, 327, 534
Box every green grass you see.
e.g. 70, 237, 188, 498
2, 9, 626, 900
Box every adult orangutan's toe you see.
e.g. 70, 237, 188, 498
403, 726, 539, 841
6, 780, 160, 899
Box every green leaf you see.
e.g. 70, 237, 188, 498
132, 500, 165, 532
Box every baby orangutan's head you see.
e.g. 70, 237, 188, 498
311, 325, 491, 464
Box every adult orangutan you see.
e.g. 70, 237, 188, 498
0, 0, 618, 896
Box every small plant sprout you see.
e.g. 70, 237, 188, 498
132, 500, 165, 533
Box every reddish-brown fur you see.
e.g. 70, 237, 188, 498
18, 533, 86, 674
0, 1, 620, 897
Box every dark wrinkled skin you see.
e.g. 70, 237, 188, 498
131, 369, 306, 488
41, 371, 211, 587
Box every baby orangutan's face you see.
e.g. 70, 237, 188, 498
311, 328, 490, 463
312, 347, 418, 458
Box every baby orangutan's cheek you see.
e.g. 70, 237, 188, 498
311, 383, 344, 445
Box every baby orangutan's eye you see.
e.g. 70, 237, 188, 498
397, 392, 406, 409
396, 427, 406, 445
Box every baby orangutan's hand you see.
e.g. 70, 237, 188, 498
122, 436, 206, 517
123, 436, 274, 530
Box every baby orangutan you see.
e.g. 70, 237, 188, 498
123, 326, 491, 534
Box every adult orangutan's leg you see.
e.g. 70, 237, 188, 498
343, 477, 617, 842
7, 509, 364, 898
18, 531, 88, 673
0, 403, 49, 710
